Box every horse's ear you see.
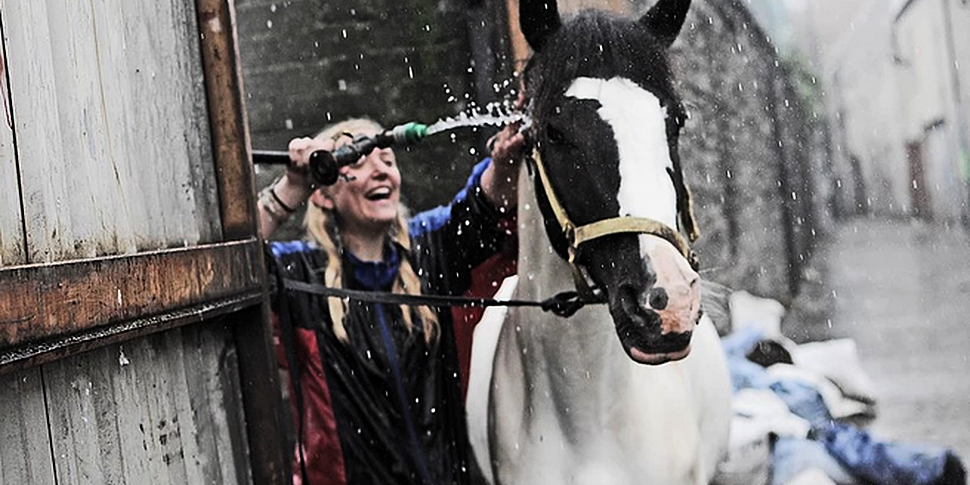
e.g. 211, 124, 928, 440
520, 0, 561, 52
639, 0, 691, 48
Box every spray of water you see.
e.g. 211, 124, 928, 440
425, 99, 532, 136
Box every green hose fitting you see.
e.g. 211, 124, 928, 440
386, 122, 429, 145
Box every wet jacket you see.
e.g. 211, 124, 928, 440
268, 160, 509, 485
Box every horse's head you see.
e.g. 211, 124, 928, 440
521, 0, 700, 365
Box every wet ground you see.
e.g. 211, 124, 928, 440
784, 217, 970, 463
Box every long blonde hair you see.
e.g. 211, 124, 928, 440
304, 118, 439, 344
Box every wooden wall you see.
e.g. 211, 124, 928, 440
0, 322, 251, 485
0, 0, 287, 483
0, 0, 221, 264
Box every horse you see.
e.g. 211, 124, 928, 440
465, 0, 732, 483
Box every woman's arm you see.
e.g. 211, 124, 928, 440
258, 173, 311, 239
257, 137, 334, 239
408, 106, 527, 295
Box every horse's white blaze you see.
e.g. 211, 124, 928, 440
565, 77, 678, 231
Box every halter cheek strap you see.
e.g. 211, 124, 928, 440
531, 148, 700, 301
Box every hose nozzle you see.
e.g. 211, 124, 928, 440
309, 122, 428, 185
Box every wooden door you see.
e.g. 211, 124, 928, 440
0, 0, 287, 483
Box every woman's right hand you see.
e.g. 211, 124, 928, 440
258, 136, 336, 239
285, 136, 337, 191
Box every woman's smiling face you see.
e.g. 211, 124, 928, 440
318, 139, 402, 235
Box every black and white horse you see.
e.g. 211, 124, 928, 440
467, 0, 731, 483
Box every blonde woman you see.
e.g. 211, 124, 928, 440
258, 117, 524, 485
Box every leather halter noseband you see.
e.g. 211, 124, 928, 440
530, 148, 701, 301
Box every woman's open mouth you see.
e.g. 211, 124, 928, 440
365, 187, 392, 201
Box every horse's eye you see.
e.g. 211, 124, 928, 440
546, 125, 566, 145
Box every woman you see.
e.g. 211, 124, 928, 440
258, 117, 524, 485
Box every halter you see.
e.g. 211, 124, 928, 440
530, 147, 701, 301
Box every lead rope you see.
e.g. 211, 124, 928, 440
281, 279, 595, 317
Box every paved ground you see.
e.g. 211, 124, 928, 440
785, 217, 970, 464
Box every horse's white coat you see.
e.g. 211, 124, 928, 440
466, 77, 732, 485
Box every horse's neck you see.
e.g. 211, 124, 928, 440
514, 166, 575, 300
513, 166, 634, 395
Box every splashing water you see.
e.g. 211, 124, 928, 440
425, 99, 532, 136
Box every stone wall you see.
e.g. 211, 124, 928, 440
236, 0, 514, 217
674, 0, 829, 302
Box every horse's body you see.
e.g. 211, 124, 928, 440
467, 1, 731, 483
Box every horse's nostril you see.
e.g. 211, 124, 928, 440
649, 287, 669, 310
618, 284, 640, 315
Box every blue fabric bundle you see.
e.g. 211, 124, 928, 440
721, 328, 967, 485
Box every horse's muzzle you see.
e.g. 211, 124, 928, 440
609, 234, 701, 365
612, 300, 695, 364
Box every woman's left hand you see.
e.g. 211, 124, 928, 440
488, 124, 526, 169
482, 122, 527, 214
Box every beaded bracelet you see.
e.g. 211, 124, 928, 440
258, 184, 292, 222
269, 186, 296, 213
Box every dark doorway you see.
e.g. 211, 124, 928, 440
906, 141, 932, 220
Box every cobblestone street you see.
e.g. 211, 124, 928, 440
786, 217, 970, 463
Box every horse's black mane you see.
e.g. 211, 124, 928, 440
524, 10, 685, 121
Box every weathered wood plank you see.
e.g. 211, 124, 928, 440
197, 0, 258, 240
1, 0, 70, 263
0, 239, 261, 352
194, 1, 290, 480
0, 0, 221, 264
44, 0, 116, 259
44, 347, 118, 484
181, 320, 253, 484
0, 367, 55, 485
110, 341, 153, 484
0, 35, 25, 267
43, 322, 250, 485
228, 304, 290, 484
